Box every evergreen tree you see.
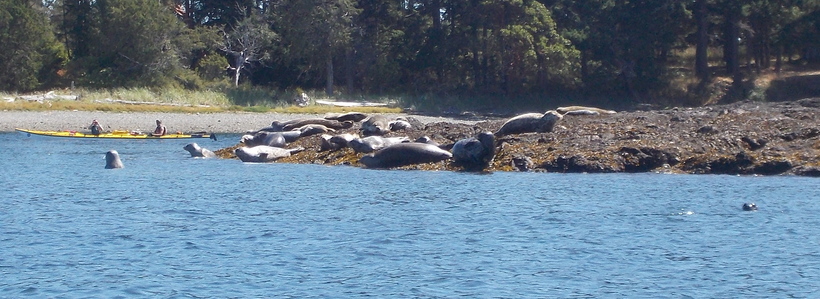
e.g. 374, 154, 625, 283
271, 0, 360, 95
0, 0, 67, 91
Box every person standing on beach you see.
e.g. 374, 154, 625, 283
89, 120, 103, 135
152, 120, 167, 136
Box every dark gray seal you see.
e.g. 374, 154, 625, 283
324, 112, 368, 122
451, 132, 495, 171
298, 125, 335, 137
388, 119, 412, 131
494, 110, 563, 137
320, 133, 359, 151
349, 136, 410, 153
234, 146, 305, 163
281, 119, 353, 131
280, 130, 302, 143
415, 136, 440, 147
742, 203, 758, 211
360, 143, 453, 169
183, 143, 216, 158
105, 150, 124, 169
361, 115, 390, 136
241, 131, 287, 147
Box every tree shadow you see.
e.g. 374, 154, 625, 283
766, 74, 820, 102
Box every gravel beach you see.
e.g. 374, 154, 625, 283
1, 110, 479, 134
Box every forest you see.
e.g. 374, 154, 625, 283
2, 0, 819, 110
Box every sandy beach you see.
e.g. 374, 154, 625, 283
1, 110, 474, 134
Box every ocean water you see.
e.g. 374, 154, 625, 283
1, 132, 819, 298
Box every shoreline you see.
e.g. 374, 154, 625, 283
6, 99, 820, 176
0, 110, 482, 134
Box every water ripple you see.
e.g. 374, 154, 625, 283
2, 133, 820, 297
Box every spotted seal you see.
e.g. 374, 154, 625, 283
361, 115, 390, 136
183, 143, 216, 158
281, 119, 353, 131
451, 132, 495, 171
349, 136, 410, 153
234, 146, 305, 163
359, 143, 452, 169
242, 131, 288, 147
320, 133, 360, 151
324, 112, 368, 122
494, 110, 563, 137
388, 119, 412, 131
556, 105, 616, 116
105, 150, 124, 169
298, 125, 335, 137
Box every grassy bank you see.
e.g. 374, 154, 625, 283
0, 88, 404, 114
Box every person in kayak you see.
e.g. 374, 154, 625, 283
89, 119, 103, 135
152, 120, 167, 136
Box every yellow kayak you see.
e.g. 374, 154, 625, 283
16, 128, 217, 140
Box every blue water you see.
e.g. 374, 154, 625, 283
1, 132, 819, 298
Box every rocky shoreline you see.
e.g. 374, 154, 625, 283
218, 99, 820, 177
5, 99, 820, 177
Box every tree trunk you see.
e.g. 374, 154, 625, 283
326, 53, 334, 96
345, 47, 354, 94
724, 9, 741, 85
695, 0, 709, 81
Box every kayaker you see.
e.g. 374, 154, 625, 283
89, 120, 103, 135
152, 120, 167, 136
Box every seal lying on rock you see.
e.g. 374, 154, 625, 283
281, 119, 353, 131
105, 150, 124, 169
415, 136, 440, 147
361, 115, 390, 136
321, 133, 360, 151
324, 112, 368, 122
494, 110, 563, 137
235, 146, 305, 163
298, 125, 335, 137
388, 119, 412, 131
556, 106, 616, 116
451, 132, 495, 171
184, 143, 216, 158
360, 143, 453, 169
242, 131, 288, 147
268, 118, 351, 132
349, 136, 410, 153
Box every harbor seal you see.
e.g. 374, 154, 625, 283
494, 110, 563, 137
415, 136, 440, 147
388, 119, 412, 131
281, 119, 353, 131
269, 118, 345, 132
742, 203, 758, 211
361, 115, 390, 136
280, 130, 302, 143
451, 132, 496, 171
242, 131, 288, 147
234, 146, 305, 163
324, 112, 368, 122
105, 150, 124, 169
183, 143, 216, 158
556, 106, 616, 115
321, 133, 360, 151
349, 136, 410, 153
298, 124, 335, 137
359, 143, 453, 169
